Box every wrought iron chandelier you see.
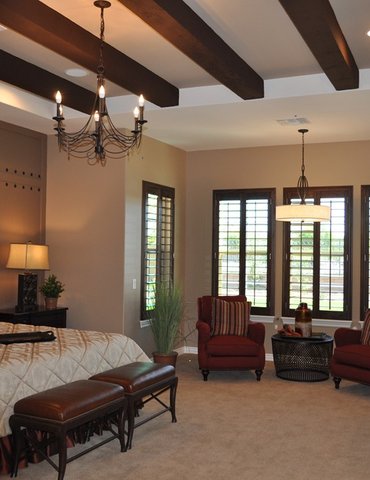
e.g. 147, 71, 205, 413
53, 0, 147, 166
276, 129, 330, 222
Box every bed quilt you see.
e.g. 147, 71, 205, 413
0, 322, 150, 437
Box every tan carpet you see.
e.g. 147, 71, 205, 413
21, 355, 370, 480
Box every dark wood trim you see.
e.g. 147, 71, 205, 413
0, 0, 179, 107
281, 185, 353, 320
119, 0, 264, 100
360, 186, 370, 320
0, 50, 94, 114
141, 181, 175, 319
212, 188, 275, 316
279, 0, 359, 90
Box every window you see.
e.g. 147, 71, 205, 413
361, 185, 370, 319
282, 186, 352, 320
141, 181, 175, 319
212, 189, 275, 315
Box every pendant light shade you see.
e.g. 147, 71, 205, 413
276, 204, 330, 222
276, 129, 330, 223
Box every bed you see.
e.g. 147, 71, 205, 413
0, 321, 150, 473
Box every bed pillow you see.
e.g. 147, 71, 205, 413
361, 309, 370, 345
211, 298, 250, 336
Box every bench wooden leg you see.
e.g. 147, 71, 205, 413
170, 378, 178, 423
9, 415, 22, 478
126, 399, 136, 451
57, 431, 67, 480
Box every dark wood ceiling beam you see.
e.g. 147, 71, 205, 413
0, 0, 179, 107
0, 50, 95, 114
279, 0, 359, 90
118, 0, 264, 100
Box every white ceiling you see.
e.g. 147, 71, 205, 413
1, 0, 370, 151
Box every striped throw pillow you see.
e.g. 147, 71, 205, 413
361, 309, 370, 345
211, 298, 250, 336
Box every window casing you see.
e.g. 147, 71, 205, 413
212, 189, 275, 315
282, 186, 352, 320
141, 181, 175, 319
360, 185, 370, 319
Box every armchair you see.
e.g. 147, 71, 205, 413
196, 295, 265, 381
330, 326, 370, 389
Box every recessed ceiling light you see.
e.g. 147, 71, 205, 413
65, 68, 88, 77
367, 30, 370, 37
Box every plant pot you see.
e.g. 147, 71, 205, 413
152, 351, 178, 367
45, 297, 58, 310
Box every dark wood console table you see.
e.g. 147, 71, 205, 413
0, 306, 67, 328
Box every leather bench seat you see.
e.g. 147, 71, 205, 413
10, 380, 126, 480
90, 361, 178, 450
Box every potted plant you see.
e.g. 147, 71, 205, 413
39, 274, 65, 309
150, 282, 184, 367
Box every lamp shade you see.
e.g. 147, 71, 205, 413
6, 243, 50, 270
276, 204, 331, 223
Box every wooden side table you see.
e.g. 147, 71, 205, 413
0, 306, 68, 328
271, 333, 333, 382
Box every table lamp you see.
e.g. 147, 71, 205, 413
6, 242, 50, 311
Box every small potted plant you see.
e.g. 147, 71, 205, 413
150, 282, 184, 367
39, 274, 65, 309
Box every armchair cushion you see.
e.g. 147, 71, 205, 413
360, 309, 370, 345
211, 298, 250, 336
207, 335, 259, 357
333, 344, 370, 369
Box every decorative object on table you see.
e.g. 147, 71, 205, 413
294, 302, 312, 337
6, 242, 50, 312
278, 324, 302, 337
150, 282, 183, 367
52, 0, 147, 166
273, 316, 284, 333
39, 274, 65, 310
275, 129, 331, 222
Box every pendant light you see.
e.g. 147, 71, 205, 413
276, 129, 330, 222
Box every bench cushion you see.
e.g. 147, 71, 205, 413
13, 380, 124, 422
90, 362, 175, 393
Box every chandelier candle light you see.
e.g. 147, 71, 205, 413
53, 1, 147, 166
276, 129, 330, 222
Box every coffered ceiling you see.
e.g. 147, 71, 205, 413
1, 0, 370, 151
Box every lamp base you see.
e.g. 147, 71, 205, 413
16, 273, 38, 312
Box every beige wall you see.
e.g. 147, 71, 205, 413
46, 134, 186, 354
2, 121, 369, 356
123, 136, 186, 353
46, 137, 126, 333
0, 121, 47, 308
185, 140, 370, 342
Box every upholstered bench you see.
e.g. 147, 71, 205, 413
9, 380, 127, 480
90, 361, 178, 450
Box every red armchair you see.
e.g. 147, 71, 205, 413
196, 295, 265, 381
330, 328, 370, 389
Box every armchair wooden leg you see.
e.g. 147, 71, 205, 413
255, 370, 263, 381
201, 369, 209, 381
333, 376, 342, 389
